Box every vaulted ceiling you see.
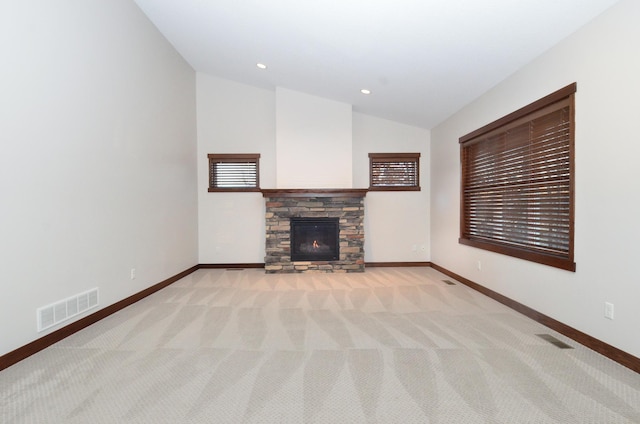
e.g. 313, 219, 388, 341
134, 0, 620, 129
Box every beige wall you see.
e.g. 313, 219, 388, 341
430, 0, 640, 357
0, 0, 198, 356
196, 74, 274, 264
353, 113, 431, 262
276, 88, 353, 188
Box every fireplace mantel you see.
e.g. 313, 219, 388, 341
261, 188, 368, 198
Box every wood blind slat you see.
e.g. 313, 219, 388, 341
369, 153, 420, 188
459, 85, 575, 270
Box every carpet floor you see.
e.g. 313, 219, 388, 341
1, 267, 639, 423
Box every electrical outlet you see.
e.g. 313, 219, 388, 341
604, 302, 614, 320
477, 260, 482, 271
130, 268, 136, 280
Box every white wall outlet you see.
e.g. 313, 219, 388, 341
411, 244, 417, 252
477, 260, 482, 271
604, 302, 614, 320
130, 268, 136, 280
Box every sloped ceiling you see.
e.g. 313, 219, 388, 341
134, 0, 620, 129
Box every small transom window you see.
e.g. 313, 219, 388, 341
208, 153, 260, 192
369, 153, 421, 191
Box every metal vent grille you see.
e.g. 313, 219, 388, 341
37, 288, 99, 332
536, 333, 573, 349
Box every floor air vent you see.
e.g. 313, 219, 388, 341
536, 333, 573, 349
442, 280, 456, 285
37, 288, 99, 332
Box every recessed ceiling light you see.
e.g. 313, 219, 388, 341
256, 63, 267, 70
360, 89, 371, 95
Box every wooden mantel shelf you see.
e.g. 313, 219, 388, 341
261, 188, 368, 198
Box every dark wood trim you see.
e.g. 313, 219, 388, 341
458, 238, 576, 272
459, 82, 577, 143
0, 265, 199, 372
368, 186, 421, 192
430, 262, 640, 374
202, 262, 435, 268
200, 262, 434, 269
208, 187, 262, 193
368, 153, 421, 159
198, 263, 265, 269
365, 261, 432, 267
207, 153, 261, 160
261, 188, 368, 198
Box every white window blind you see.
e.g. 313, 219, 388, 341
208, 154, 260, 192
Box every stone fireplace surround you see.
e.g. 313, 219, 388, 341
263, 189, 367, 273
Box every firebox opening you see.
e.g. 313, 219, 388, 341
290, 218, 339, 261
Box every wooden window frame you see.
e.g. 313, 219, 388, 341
459, 83, 576, 271
369, 153, 421, 191
208, 153, 261, 192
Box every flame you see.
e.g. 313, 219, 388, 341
313, 240, 319, 249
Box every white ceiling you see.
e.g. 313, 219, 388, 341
133, 0, 620, 129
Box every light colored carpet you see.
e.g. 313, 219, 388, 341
1, 267, 639, 423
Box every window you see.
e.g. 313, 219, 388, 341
459, 83, 576, 271
369, 153, 421, 191
208, 153, 260, 192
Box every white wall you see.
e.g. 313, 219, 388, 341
0, 0, 198, 357
430, 0, 640, 357
276, 88, 353, 188
353, 113, 431, 263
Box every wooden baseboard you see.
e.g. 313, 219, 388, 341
0, 265, 200, 371
365, 261, 432, 267
430, 262, 640, 374
200, 263, 435, 268
198, 263, 265, 269
199, 262, 434, 269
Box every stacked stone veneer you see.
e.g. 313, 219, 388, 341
264, 195, 365, 273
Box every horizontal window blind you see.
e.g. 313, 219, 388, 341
212, 162, 257, 187
369, 153, 420, 191
208, 154, 260, 192
459, 83, 575, 271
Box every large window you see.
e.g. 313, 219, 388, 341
459, 83, 576, 271
208, 153, 260, 192
369, 153, 421, 191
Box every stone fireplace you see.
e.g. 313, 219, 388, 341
263, 189, 366, 273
